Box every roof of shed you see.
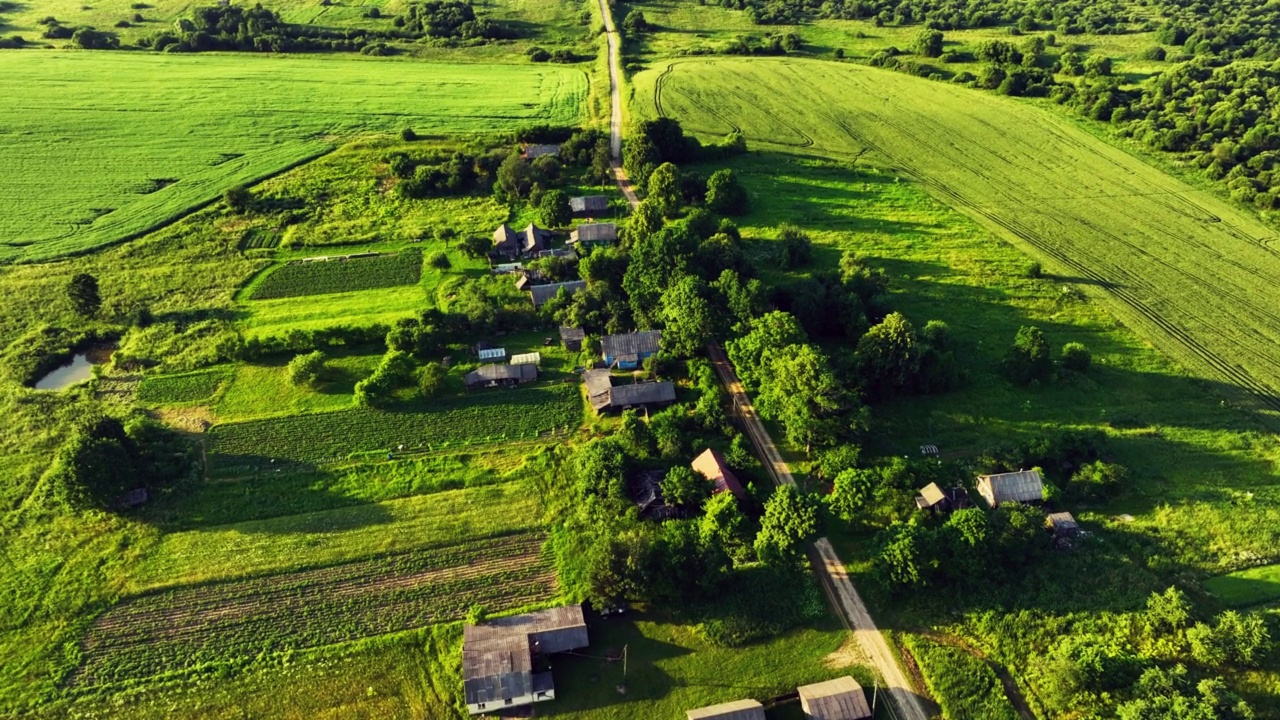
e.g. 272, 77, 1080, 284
525, 144, 560, 159
529, 280, 587, 307
609, 381, 676, 407
465, 605, 587, 644
686, 699, 766, 720
465, 363, 536, 384
918, 482, 947, 507
559, 326, 586, 341
570, 223, 618, 243
978, 469, 1045, 503
691, 448, 745, 497
510, 352, 541, 366
601, 331, 662, 359
570, 195, 609, 212
462, 606, 586, 706
1047, 512, 1079, 530
798, 676, 872, 720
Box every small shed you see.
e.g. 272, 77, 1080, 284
798, 676, 872, 720
1047, 511, 1080, 538
691, 448, 745, 497
568, 223, 618, 246
686, 699, 766, 720
584, 369, 613, 413
570, 195, 610, 216
478, 347, 507, 363
915, 482, 949, 512
465, 363, 537, 389
559, 326, 586, 351
601, 330, 662, 369
524, 144, 560, 160
510, 352, 541, 366
976, 469, 1045, 507
529, 280, 587, 308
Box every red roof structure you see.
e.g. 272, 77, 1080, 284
691, 448, 745, 497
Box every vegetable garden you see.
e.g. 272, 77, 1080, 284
75, 532, 553, 686
137, 368, 230, 405
207, 383, 582, 476
248, 249, 424, 300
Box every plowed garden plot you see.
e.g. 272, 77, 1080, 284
636, 58, 1280, 420
74, 532, 553, 686
207, 383, 582, 476
248, 249, 423, 300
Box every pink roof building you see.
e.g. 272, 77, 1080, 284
691, 448, 745, 497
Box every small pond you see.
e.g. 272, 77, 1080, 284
33, 346, 115, 391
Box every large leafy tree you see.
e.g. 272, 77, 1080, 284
659, 274, 717, 357
1003, 325, 1053, 384
660, 465, 710, 511
67, 273, 101, 317
855, 311, 923, 402
623, 226, 697, 328
538, 189, 571, 227
705, 169, 748, 215
755, 343, 853, 451
647, 162, 682, 217
755, 484, 821, 564
724, 310, 807, 389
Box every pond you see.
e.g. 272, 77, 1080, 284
33, 346, 114, 391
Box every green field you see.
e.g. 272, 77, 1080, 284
136, 367, 231, 405
634, 57, 1280, 422
0, 52, 586, 263
1206, 564, 1280, 608
249, 249, 423, 300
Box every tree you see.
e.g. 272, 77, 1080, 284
623, 225, 697, 328
539, 189, 571, 227
286, 350, 326, 387
725, 310, 807, 389
877, 521, 932, 590
913, 28, 943, 57
418, 361, 447, 398
622, 9, 649, 34
588, 139, 613, 187
700, 491, 752, 563
426, 251, 451, 269
705, 169, 748, 215
67, 273, 101, 317
1069, 460, 1125, 500
1061, 342, 1091, 372
647, 162, 682, 217
661, 465, 709, 511
659, 274, 716, 357
1145, 586, 1193, 633
756, 343, 854, 451
353, 350, 415, 407
495, 150, 533, 200
755, 484, 821, 564
623, 134, 662, 191
778, 225, 813, 268
828, 467, 875, 522
459, 235, 491, 259
855, 312, 923, 402
223, 184, 251, 213
1003, 325, 1052, 384
574, 437, 627, 500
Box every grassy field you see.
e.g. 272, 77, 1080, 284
1206, 564, 1280, 608
0, 52, 586, 263
634, 57, 1280, 425
248, 249, 423, 300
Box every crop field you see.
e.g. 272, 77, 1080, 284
75, 532, 553, 686
136, 368, 231, 406
635, 57, 1280, 422
0, 52, 587, 263
208, 383, 582, 475
249, 249, 423, 300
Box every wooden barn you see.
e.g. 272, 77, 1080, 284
797, 676, 872, 720
464, 363, 536, 389
976, 469, 1045, 507
1047, 511, 1080, 538
559, 326, 586, 351
528, 280, 586, 308
568, 222, 617, 247
686, 699, 766, 720
570, 195, 609, 217
462, 605, 588, 716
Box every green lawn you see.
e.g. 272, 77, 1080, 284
1206, 564, 1280, 608
214, 355, 381, 420
0, 52, 586, 263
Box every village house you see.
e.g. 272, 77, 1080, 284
686, 699, 766, 720
976, 469, 1045, 508
798, 676, 872, 720
568, 222, 617, 247
569, 195, 609, 217
528, 280, 587, 308
462, 605, 588, 715
583, 369, 675, 413
691, 448, 745, 497
491, 223, 553, 261
601, 330, 661, 369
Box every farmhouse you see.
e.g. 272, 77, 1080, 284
686, 699, 766, 720
464, 363, 537, 389
691, 448, 745, 497
521, 223, 553, 255
570, 195, 609, 216
462, 605, 589, 716
559, 326, 586, 351
584, 369, 614, 413
977, 469, 1045, 507
523, 143, 560, 160
491, 224, 520, 261
583, 369, 676, 413
602, 330, 662, 369
797, 676, 872, 720
568, 222, 617, 246
529, 280, 587, 308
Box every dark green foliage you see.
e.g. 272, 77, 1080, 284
353, 350, 415, 407
71, 27, 120, 49
67, 273, 101, 317
426, 251, 450, 270
754, 484, 822, 564
401, 127, 418, 142
397, 152, 481, 198
695, 563, 826, 646
659, 275, 717, 357
52, 415, 194, 510
538, 188, 571, 227
1068, 460, 1126, 500
725, 310, 807, 390
286, 350, 326, 387
622, 9, 650, 34
250, 249, 423, 300
647, 162, 682, 217
399, 0, 509, 39
223, 184, 251, 213
574, 437, 628, 500
149, 4, 412, 53
661, 465, 710, 511
459, 235, 490, 259
705, 169, 748, 215
904, 635, 1020, 720
1116, 665, 1253, 719
1003, 324, 1052, 385
777, 224, 812, 268
494, 150, 534, 200
913, 28, 943, 57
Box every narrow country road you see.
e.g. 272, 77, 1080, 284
705, 345, 931, 720
594, 3, 929, 717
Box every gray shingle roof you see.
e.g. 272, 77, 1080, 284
798, 676, 872, 720
570, 195, 609, 214
569, 223, 617, 244
463, 606, 588, 706
601, 331, 661, 359
524, 144, 560, 159
465, 363, 536, 386
978, 469, 1045, 505
529, 280, 587, 308
608, 381, 675, 408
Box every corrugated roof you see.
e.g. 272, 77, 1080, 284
798, 676, 872, 720
919, 482, 946, 507
462, 606, 587, 706
510, 352, 541, 366
608, 381, 675, 408
978, 469, 1044, 504
691, 448, 744, 497
584, 369, 613, 411
1047, 512, 1078, 530
569, 223, 617, 243
570, 195, 609, 213
559, 326, 586, 341
466, 363, 536, 386
686, 699, 766, 720
529, 280, 587, 308
601, 331, 661, 359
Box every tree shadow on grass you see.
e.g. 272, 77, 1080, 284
547, 615, 690, 715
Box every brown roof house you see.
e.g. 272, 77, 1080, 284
462, 605, 589, 715
520, 223, 553, 255
977, 469, 1045, 508
691, 448, 745, 497
798, 676, 872, 720
687, 699, 766, 720
570, 195, 609, 217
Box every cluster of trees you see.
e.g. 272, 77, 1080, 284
137, 4, 407, 52
390, 150, 495, 199
717, 0, 1135, 34
1001, 325, 1091, 385
399, 0, 510, 40
623, 118, 747, 191
50, 415, 195, 510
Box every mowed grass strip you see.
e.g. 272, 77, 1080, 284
130, 481, 544, 591
78, 533, 553, 686
249, 248, 423, 300
636, 57, 1280, 419
0, 52, 587, 263
1205, 564, 1280, 607
208, 383, 582, 474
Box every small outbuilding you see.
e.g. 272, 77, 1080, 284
601, 330, 662, 370
568, 222, 618, 246
559, 326, 586, 351
584, 368, 614, 413
915, 482, 949, 512
687, 699, 766, 720
1047, 511, 1080, 538
524, 144, 560, 160
798, 676, 872, 720
510, 352, 541, 367
478, 347, 507, 363
570, 195, 609, 217
976, 469, 1045, 508
465, 363, 537, 389
691, 448, 745, 497
529, 280, 587, 308
462, 605, 588, 716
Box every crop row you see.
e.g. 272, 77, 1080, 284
136, 368, 230, 405
208, 383, 581, 475
74, 532, 553, 686
249, 248, 422, 300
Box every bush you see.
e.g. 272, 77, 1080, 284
1002, 325, 1052, 385
426, 251, 451, 269
778, 225, 812, 268
401, 127, 417, 141
705, 168, 748, 215
1069, 460, 1125, 500
286, 350, 326, 387
1060, 342, 1091, 372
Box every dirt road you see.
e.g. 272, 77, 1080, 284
707, 345, 931, 720
597, 0, 641, 209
